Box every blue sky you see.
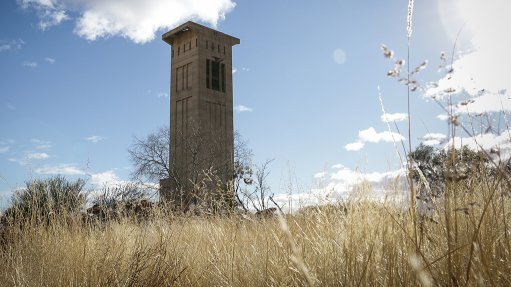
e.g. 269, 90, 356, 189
1, 0, 510, 208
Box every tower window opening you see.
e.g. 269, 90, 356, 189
206, 58, 225, 92
211, 61, 220, 91
206, 59, 210, 89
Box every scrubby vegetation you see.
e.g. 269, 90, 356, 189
0, 172, 510, 286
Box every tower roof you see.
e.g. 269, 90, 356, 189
162, 21, 240, 46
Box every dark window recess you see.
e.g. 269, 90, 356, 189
206, 58, 225, 92
172, 49, 174, 58
223, 46, 226, 55
211, 61, 220, 91
195, 38, 198, 47
206, 59, 210, 89
183, 43, 186, 53
221, 63, 225, 92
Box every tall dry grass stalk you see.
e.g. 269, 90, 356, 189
1, 174, 510, 286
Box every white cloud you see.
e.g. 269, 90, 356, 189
437, 114, 449, 121
274, 166, 406, 211
35, 164, 84, 175
455, 91, 511, 114
18, 0, 69, 30
446, 131, 511, 161
345, 127, 405, 152
0, 146, 9, 153
313, 171, 327, 179
333, 48, 347, 64
345, 141, 364, 151
232, 68, 237, 74
358, 127, 405, 143
0, 39, 24, 52
90, 170, 122, 187
331, 163, 344, 169
26, 152, 49, 160
84, 135, 106, 143
18, 0, 236, 44
10, 152, 51, 166
425, 0, 510, 114
22, 61, 37, 68
234, 105, 253, 113
381, 112, 408, 123
44, 57, 56, 64
422, 133, 447, 146
330, 168, 405, 185
34, 164, 126, 187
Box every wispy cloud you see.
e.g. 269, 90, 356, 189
331, 163, 344, 169
0, 139, 14, 153
313, 171, 327, 179
84, 135, 106, 143
18, 0, 236, 44
0, 39, 24, 52
6, 103, 16, 110
17, 0, 69, 30
232, 68, 237, 74
10, 152, 50, 166
22, 61, 37, 68
380, 112, 408, 123
31, 139, 52, 150
26, 152, 50, 160
44, 57, 56, 64
234, 105, 253, 113
35, 164, 84, 175
157, 92, 168, 98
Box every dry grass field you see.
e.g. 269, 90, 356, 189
1, 174, 510, 286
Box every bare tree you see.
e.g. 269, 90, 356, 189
233, 130, 253, 211
128, 126, 171, 183
238, 159, 283, 213
128, 125, 255, 211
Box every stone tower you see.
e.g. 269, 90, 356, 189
160, 21, 240, 208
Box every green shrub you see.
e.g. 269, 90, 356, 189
3, 176, 86, 224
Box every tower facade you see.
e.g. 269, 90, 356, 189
160, 21, 240, 208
